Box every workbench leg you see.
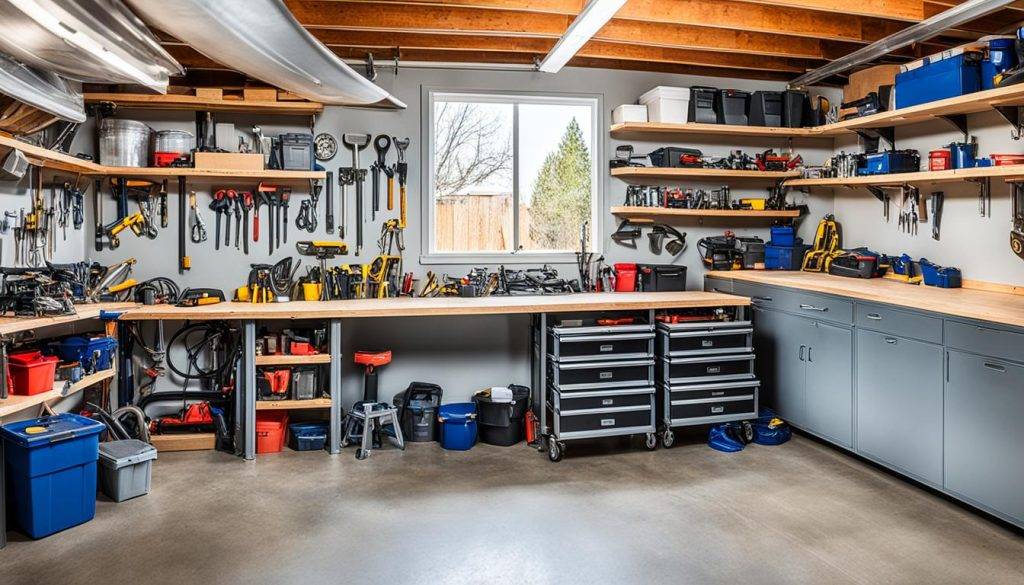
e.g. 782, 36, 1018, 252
539, 312, 548, 437
1, 436, 6, 549
243, 320, 256, 461
328, 319, 342, 455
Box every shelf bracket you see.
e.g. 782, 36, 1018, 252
994, 105, 1023, 140
966, 177, 992, 217
854, 127, 894, 152
939, 114, 969, 141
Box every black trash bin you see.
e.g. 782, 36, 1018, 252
473, 384, 530, 446
393, 382, 443, 442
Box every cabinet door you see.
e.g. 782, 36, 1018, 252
752, 307, 809, 425
945, 350, 1024, 524
856, 330, 944, 485
804, 322, 853, 446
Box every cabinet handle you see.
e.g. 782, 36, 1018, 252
799, 345, 806, 361
983, 362, 1006, 373
866, 313, 882, 320
884, 337, 898, 345
752, 296, 773, 303
807, 347, 813, 362
799, 304, 828, 312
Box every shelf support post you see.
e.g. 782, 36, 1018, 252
243, 319, 256, 460
328, 318, 342, 455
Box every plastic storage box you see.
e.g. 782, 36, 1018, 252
611, 104, 648, 124
50, 336, 118, 373
0, 413, 105, 538
255, 411, 290, 453
7, 350, 59, 396
98, 439, 157, 502
919, 258, 963, 288
895, 51, 982, 109
438, 402, 477, 451
639, 86, 690, 124
638, 264, 686, 292
765, 243, 810, 270
288, 421, 328, 451
769, 225, 796, 247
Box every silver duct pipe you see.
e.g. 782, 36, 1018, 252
343, 59, 539, 72
789, 0, 1017, 88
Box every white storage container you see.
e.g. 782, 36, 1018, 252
612, 104, 648, 124
639, 86, 691, 124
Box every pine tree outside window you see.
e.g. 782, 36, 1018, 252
423, 89, 601, 263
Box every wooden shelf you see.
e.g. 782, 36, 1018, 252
0, 133, 102, 174
85, 92, 323, 115
101, 167, 325, 181
610, 122, 827, 141
255, 398, 331, 410
611, 167, 799, 182
255, 354, 331, 366
0, 302, 137, 336
0, 368, 116, 418
611, 206, 801, 221
785, 164, 1024, 188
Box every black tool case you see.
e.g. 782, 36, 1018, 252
689, 86, 718, 124
749, 91, 783, 127
716, 89, 751, 125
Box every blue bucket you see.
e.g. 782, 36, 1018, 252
438, 402, 477, 451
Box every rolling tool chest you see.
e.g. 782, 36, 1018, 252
534, 311, 658, 461
654, 309, 759, 448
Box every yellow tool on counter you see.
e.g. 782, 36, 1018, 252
802, 214, 842, 273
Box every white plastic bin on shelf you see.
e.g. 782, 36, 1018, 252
638, 87, 691, 124
98, 439, 157, 502
612, 104, 648, 124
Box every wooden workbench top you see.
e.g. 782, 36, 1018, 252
706, 271, 1024, 329
120, 292, 749, 321
0, 302, 138, 336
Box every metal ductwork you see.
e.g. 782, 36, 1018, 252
124, 0, 407, 109
0, 0, 183, 93
790, 0, 1017, 88
0, 53, 86, 123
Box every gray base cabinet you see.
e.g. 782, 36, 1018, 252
944, 350, 1024, 523
805, 322, 853, 447
856, 330, 943, 486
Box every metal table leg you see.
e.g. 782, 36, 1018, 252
539, 312, 548, 437
1, 436, 6, 549
243, 320, 256, 460
328, 319, 342, 454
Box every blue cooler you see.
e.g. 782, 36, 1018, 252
1, 414, 105, 538
438, 403, 477, 451
50, 336, 118, 373
895, 51, 982, 109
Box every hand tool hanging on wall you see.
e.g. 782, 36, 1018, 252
179, 177, 189, 273
1012, 182, 1024, 261
281, 187, 291, 246
241, 192, 253, 255
371, 135, 391, 221
342, 134, 370, 256
394, 137, 410, 229
224, 189, 237, 248
210, 189, 229, 250
324, 172, 335, 234
189, 191, 208, 244
296, 183, 319, 233
257, 183, 277, 254
234, 194, 243, 250
94, 179, 103, 252
930, 192, 944, 241
253, 188, 268, 244
159, 180, 169, 228
338, 167, 354, 241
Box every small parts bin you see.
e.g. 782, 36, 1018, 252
474, 385, 530, 446
0, 413, 105, 538
50, 335, 118, 374
288, 421, 328, 451
255, 411, 290, 454
614, 263, 637, 292
7, 350, 59, 396
98, 439, 157, 502
393, 382, 443, 442
438, 402, 477, 451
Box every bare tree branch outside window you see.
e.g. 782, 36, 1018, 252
433, 101, 512, 197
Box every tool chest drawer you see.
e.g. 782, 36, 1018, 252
704, 276, 734, 294
547, 358, 654, 390
657, 321, 753, 356
665, 379, 760, 402
733, 282, 792, 311
855, 303, 942, 344
784, 291, 853, 325
666, 389, 757, 423
944, 320, 1024, 364
555, 387, 654, 411
659, 354, 755, 383
554, 403, 655, 436
548, 329, 655, 362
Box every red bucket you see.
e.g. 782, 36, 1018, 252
255, 411, 290, 454
8, 351, 59, 396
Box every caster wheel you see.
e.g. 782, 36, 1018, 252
355, 449, 367, 460
740, 420, 755, 444
340, 437, 350, 448
547, 439, 564, 462
661, 430, 675, 449
644, 433, 658, 451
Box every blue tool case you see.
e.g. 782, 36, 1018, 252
895, 50, 982, 109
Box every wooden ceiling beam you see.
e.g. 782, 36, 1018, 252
732, 0, 925, 21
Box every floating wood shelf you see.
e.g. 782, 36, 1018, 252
0, 368, 116, 418
611, 167, 799, 182
611, 206, 801, 221
0, 302, 137, 336
101, 167, 325, 181
85, 92, 323, 115
0, 133, 101, 174
610, 122, 827, 141
254, 354, 331, 366
785, 164, 1024, 188
255, 398, 332, 410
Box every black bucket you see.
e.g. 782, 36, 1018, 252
473, 385, 530, 446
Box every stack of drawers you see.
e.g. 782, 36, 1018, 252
656, 320, 759, 437
546, 321, 656, 442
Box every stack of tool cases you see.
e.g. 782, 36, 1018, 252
655, 310, 759, 447
534, 311, 658, 462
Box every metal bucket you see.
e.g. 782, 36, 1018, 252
98, 119, 151, 167
152, 129, 194, 156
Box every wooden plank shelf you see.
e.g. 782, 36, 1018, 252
254, 354, 331, 366
84, 92, 323, 115
255, 398, 331, 410
785, 164, 1024, 188
0, 368, 116, 419
0, 302, 137, 336
610, 122, 827, 141
611, 206, 800, 221
0, 133, 102, 174
611, 167, 799, 182
150, 433, 216, 452
101, 167, 325, 181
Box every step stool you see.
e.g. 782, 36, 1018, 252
341, 400, 405, 460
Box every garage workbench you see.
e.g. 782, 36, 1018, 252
120, 292, 750, 460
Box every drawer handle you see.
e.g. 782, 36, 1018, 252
799, 345, 806, 361
984, 362, 1006, 373
752, 296, 773, 302
711, 406, 725, 414
807, 347, 813, 363
866, 313, 883, 320
884, 337, 898, 345
799, 304, 828, 312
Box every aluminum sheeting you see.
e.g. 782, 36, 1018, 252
0, 52, 85, 123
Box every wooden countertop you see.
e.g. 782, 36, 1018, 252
706, 271, 1024, 328
0, 302, 138, 336
120, 292, 749, 321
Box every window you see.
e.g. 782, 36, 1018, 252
424, 90, 600, 261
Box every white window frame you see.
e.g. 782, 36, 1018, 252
421, 87, 603, 265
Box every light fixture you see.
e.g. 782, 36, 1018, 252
538, 0, 626, 74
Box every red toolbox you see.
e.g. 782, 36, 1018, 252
255, 411, 290, 454
929, 149, 951, 171
7, 351, 59, 396
990, 154, 1024, 166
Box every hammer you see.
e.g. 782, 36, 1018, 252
342, 133, 370, 256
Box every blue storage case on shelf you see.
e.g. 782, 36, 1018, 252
438, 403, 477, 451
0, 413, 105, 538
919, 258, 962, 288
50, 336, 118, 373
769, 226, 795, 247
765, 243, 809, 270
895, 51, 982, 109
288, 421, 328, 451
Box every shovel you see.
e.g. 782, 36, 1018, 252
342, 133, 370, 256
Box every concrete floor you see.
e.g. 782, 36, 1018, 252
3, 432, 1022, 585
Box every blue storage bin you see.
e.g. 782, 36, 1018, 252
765, 243, 809, 270
287, 421, 328, 451
895, 51, 982, 109
919, 258, 962, 289
982, 38, 1018, 90
438, 403, 477, 451
50, 336, 118, 373
0, 413, 105, 538
769, 226, 795, 247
